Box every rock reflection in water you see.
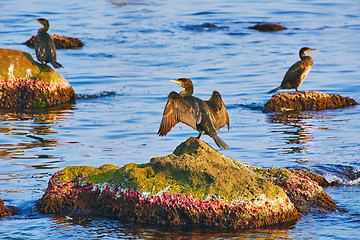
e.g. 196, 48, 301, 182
267, 111, 315, 155
49, 215, 294, 239
0, 104, 75, 160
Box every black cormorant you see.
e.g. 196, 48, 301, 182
32, 18, 63, 68
158, 78, 230, 150
268, 47, 316, 93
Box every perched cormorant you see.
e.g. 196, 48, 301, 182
158, 78, 230, 150
32, 18, 63, 68
268, 47, 316, 93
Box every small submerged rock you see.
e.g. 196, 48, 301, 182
0, 198, 10, 217
182, 23, 229, 32
248, 23, 287, 32
37, 137, 340, 229
263, 91, 358, 113
0, 48, 76, 108
24, 34, 84, 49
0, 198, 18, 217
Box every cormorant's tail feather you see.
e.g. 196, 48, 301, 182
212, 135, 230, 150
51, 61, 63, 69
268, 86, 281, 94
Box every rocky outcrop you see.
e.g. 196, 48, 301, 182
248, 23, 287, 32
255, 168, 341, 213
37, 138, 302, 229
0, 48, 75, 108
37, 137, 340, 229
24, 34, 84, 49
263, 91, 358, 113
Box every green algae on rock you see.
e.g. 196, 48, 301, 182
0, 48, 75, 108
263, 91, 358, 113
37, 137, 301, 229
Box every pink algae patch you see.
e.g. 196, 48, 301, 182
37, 172, 300, 229
0, 78, 75, 108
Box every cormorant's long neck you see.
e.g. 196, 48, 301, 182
179, 84, 193, 97
300, 52, 308, 60
38, 23, 49, 33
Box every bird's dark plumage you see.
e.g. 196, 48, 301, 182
32, 18, 63, 69
158, 78, 230, 150
268, 47, 316, 93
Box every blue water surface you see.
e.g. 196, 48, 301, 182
0, 0, 359, 239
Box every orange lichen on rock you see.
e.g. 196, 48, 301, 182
24, 34, 84, 49
263, 91, 358, 113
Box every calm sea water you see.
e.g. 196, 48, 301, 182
0, 0, 359, 239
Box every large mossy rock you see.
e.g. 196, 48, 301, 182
37, 138, 302, 229
0, 48, 75, 108
263, 91, 358, 113
37, 138, 340, 229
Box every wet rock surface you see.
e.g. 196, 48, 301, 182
0, 48, 76, 108
248, 23, 287, 32
24, 34, 84, 49
0, 198, 18, 217
0, 198, 10, 217
256, 168, 341, 213
36, 137, 340, 229
263, 91, 358, 113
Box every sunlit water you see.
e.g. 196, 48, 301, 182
0, 0, 359, 239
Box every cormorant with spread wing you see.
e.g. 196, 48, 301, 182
158, 78, 230, 150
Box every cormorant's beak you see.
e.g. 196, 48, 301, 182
308, 48, 317, 52
32, 19, 39, 23
169, 79, 181, 86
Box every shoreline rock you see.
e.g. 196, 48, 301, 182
0, 48, 76, 108
24, 34, 84, 49
37, 138, 340, 229
263, 91, 358, 113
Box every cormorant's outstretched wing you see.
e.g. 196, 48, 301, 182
205, 91, 229, 131
158, 92, 201, 136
